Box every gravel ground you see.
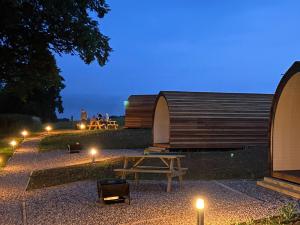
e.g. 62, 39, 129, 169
0, 134, 140, 225
1, 134, 299, 225
25, 180, 300, 225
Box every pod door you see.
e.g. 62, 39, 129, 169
272, 71, 300, 183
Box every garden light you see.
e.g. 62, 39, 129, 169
79, 123, 86, 130
10, 140, 17, 150
90, 148, 97, 163
45, 125, 52, 133
196, 198, 205, 225
21, 130, 28, 139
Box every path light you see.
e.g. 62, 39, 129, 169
196, 198, 205, 225
10, 140, 17, 150
21, 130, 28, 140
79, 123, 86, 130
45, 125, 52, 133
90, 148, 97, 163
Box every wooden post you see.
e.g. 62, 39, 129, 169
167, 174, 172, 192
177, 158, 183, 189
167, 159, 174, 192
135, 172, 139, 185
122, 157, 128, 179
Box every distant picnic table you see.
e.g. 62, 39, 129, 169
114, 154, 188, 192
87, 119, 118, 130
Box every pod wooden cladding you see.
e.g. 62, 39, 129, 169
153, 91, 273, 149
125, 95, 157, 128
269, 61, 300, 183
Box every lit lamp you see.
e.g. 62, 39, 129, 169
90, 148, 97, 163
196, 198, 205, 225
21, 130, 28, 140
45, 125, 52, 134
10, 140, 17, 150
79, 123, 86, 130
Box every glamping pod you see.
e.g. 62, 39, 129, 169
153, 91, 273, 149
124, 95, 157, 128
270, 61, 300, 184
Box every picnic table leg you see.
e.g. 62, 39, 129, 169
122, 157, 128, 179
167, 174, 172, 192
177, 158, 183, 189
134, 172, 139, 185
166, 159, 174, 192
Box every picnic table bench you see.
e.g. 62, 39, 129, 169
106, 120, 118, 129
114, 154, 187, 192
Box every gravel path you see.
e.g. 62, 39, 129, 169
25, 180, 300, 225
0, 135, 141, 225
0, 135, 299, 225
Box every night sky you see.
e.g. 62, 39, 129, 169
56, 0, 300, 119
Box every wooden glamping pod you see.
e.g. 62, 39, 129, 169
124, 95, 157, 128
269, 61, 300, 184
153, 91, 273, 149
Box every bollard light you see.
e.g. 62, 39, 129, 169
79, 123, 86, 130
10, 140, 17, 150
90, 148, 97, 163
196, 198, 205, 225
21, 130, 28, 139
45, 125, 52, 133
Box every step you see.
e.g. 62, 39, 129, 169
263, 177, 300, 192
257, 179, 300, 199
147, 146, 167, 150
144, 146, 169, 153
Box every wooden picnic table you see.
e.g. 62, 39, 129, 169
114, 154, 188, 192
87, 120, 106, 130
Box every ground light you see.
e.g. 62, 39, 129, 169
21, 130, 28, 140
10, 140, 17, 150
196, 198, 205, 225
79, 123, 86, 130
45, 125, 52, 134
90, 148, 98, 163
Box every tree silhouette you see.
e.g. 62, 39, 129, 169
0, 0, 112, 121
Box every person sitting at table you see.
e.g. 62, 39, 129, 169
105, 113, 110, 122
97, 113, 103, 121
80, 109, 88, 124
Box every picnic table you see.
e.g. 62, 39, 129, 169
114, 154, 188, 192
87, 120, 106, 130
106, 120, 118, 129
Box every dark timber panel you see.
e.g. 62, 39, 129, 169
153, 91, 273, 149
125, 95, 157, 128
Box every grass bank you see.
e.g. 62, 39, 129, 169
28, 147, 269, 190
237, 203, 299, 225
27, 158, 122, 190
39, 129, 152, 151
0, 137, 22, 168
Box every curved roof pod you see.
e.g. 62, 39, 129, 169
270, 62, 300, 183
153, 91, 273, 149
125, 95, 157, 128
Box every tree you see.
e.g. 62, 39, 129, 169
0, 0, 112, 121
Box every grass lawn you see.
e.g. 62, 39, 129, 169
33, 128, 269, 189
28, 146, 269, 190
27, 158, 123, 190
39, 128, 152, 151
237, 203, 299, 224
0, 137, 21, 168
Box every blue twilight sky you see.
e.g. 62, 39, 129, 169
56, 0, 300, 119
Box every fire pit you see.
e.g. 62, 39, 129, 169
67, 142, 82, 153
97, 179, 130, 205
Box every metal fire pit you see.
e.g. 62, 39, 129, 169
67, 142, 82, 153
97, 179, 130, 205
